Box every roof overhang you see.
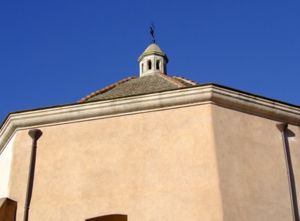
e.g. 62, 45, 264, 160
1, 83, 300, 152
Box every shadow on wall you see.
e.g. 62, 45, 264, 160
0, 198, 17, 221
86, 214, 127, 221
286, 128, 295, 138
278, 124, 299, 221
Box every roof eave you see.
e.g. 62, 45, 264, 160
1, 83, 300, 153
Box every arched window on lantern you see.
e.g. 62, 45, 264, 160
156, 60, 160, 70
147, 60, 152, 70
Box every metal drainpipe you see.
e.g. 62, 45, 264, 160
277, 123, 299, 221
23, 129, 43, 221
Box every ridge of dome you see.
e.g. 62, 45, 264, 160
138, 43, 167, 62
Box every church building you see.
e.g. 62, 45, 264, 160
0, 41, 299, 221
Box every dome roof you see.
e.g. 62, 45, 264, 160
79, 74, 197, 102
144, 43, 164, 54
138, 43, 168, 61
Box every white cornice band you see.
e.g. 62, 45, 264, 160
1, 84, 299, 152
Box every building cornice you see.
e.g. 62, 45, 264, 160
1, 84, 300, 152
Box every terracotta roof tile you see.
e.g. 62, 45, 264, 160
158, 73, 186, 87
79, 74, 198, 103
173, 76, 198, 86
79, 76, 136, 103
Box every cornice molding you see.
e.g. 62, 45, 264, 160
1, 84, 300, 152
211, 86, 300, 124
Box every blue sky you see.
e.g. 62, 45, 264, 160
0, 0, 299, 122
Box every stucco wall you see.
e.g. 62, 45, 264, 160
5, 103, 299, 221
212, 104, 298, 221
0, 135, 15, 198
9, 104, 223, 221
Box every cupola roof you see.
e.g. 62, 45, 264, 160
79, 42, 197, 102
138, 43, 168, 62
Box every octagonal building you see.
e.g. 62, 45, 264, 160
0, 42, 299, 221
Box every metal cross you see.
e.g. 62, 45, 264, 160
150, 23, 156, 43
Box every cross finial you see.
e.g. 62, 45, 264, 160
150, 23, 156, 43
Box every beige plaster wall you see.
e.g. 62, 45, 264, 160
0, 135, 15, 198
212, 104, 299, 221
9, 104, 223, 221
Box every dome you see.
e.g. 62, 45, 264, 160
144, 43, 164, 54
79, 75, 197, 102
138, 43, 168, 62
